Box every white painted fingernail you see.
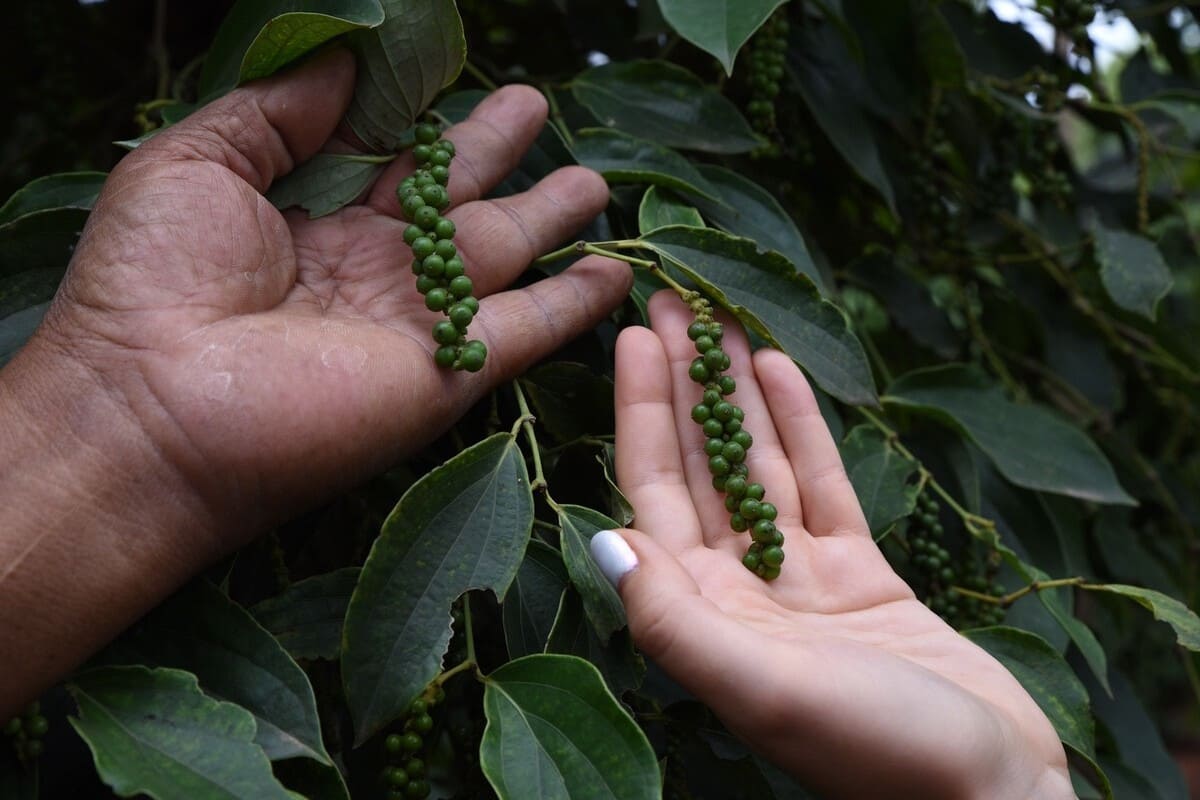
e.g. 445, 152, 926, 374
590, 530, 638, 588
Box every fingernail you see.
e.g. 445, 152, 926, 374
590, 530, 638, 588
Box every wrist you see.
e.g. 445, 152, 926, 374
0, 334, 217, 717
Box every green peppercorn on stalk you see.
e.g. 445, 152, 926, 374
3, 701, 48, 763
398, 123, 487, 373
379, 685, 446, 799
744, 10, 789, 137
684, 296, 785, 580
907, 491, 1004, 629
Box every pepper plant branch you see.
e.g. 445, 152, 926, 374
949, 576, 1096, 607
512, 380, 548, 493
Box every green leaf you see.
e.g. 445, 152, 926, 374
0, 172, 106, 225
101, 580, 331, 765
342, 433, 534, 743
267, 153, 393, 218
1082, 583, 1200, 651
480, 654, 659, 800
519, 362, 615, 441
692, 164, 824, 292
963, 627, 1095, 758
0, 302, 49, 367
656, 0, 788, 75
503, 540, 570, 659
1089, 222, 1173, 320
915, 7, 967, 88
837, 425, 918, 538
68, 666, 293, 800
344, 0, 466, 152
598, 444, 636, 527
886, 364, 1133, 505
1136, 91, 1200, 140
0, 268, 62, 319
0, 172, 106, 277
251, 567, 360, 661
200, 0, 386, 96
572, 60, 759, 153
546, 589, 645, 695
638, 226, 878, 406
556, 503, 627, 643
638, 187, 704, 235
791, 20, 896, 212
574, 129, 719, 202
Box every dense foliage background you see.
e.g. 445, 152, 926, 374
3, 0, 1200, 798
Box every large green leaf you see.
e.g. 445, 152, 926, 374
267, 153, 393, 218
693, 164, 824, 292
572, 60, 759, 153
0, 172, 106, 277
837, 425, 918, 538
68, 666, 293, 800
790, 20, 896, 212
342, 433, 533, 743
344, 0, 466, 152
519, 362, 615, 441
555, 503, 627, 642
963, 627, 1095, 758
638, 226, 878, 406
574, 129, 719, 202
503, 540, 570, 659
1082, 583, 1200, 651
251, 567, 360, 661
1089, 222, 1173, 320
200, 0, 386, 95
0, 172, 105, 225
480, 654, 659, 800
886, 364, 1133, 505
0, 303, 49, 367
101, 580, 331, 765
546, 589, 645, 695
638, 187, 704, 235
656, 0, 788, 75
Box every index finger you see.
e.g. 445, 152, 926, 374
364, 85, 549, 216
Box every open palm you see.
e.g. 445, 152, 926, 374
609, 292, 1072, 799
41, 51, 630, 544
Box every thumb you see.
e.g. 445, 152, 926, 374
590, 529, 761, 697
134, 47, 357, 193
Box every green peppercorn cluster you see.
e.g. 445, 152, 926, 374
908, 492, 1004, 629
684, 300, 784, 580
3, 701, 48, 763
379, 687, 445, 799
397, 123, 486, 373
744, 11, 788, 135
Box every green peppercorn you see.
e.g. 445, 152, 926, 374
402, 194, 426, 219
449, 304, 474, 330
449, 275, 473, 298
725, 494, 740, 513
732, 430, 753, 450
704, 438, 725, 456
386, 766, 410, 787
746, 483, 765, 500
443, 257, 465, 279
422, 254, 446, 278
758, 502, 777, 521
687, 321, 708, 340
739, 498, 762, 520
752, 519, 776, 542
742, 551, 760, 570
431, 165, 450, 185
689, 360, 710, 383
403, 225, 424, 245
725, 475, 747, 498
434, 239, 457, 260
695, 335, 715, 353
709, 455, 731, 476
460, 341, 487, 372
411, 237, 436, 260
413, 144, 433, 163
425, 288, 449, 312
433, 320, 459, 345
702, 418, 724, 438
702, 389, 722, 407
713, 402, 735, 422
414, 206, 439, 230
415, 274, 439, 295
712, 475, 728, 492
692, 404, 712, 423
718, 376, 737, 395
731, 513, 748, 532
435, 346, 458, 368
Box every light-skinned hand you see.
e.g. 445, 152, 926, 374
592, 291, 1073, 800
